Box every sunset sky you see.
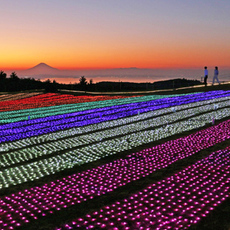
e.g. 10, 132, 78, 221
1, 0, 230, 70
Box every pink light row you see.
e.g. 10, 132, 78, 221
57, 148, 230, 229
0, 120, 230, 229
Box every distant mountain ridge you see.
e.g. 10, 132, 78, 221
22, 63, 60, 75
27, 62, 59, 70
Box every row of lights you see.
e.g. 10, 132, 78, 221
0, 90, 225, 125
0, 109, 230, 188
56, 148, 230, 230
0, 129, 229, 229
0, 94, 138, 123
0, 98, 230, 169
0, 107, 229, 190
0, 91, 229, 143
0, 92, 41, 102
0, 93, 175, 123
0, 93, 136, 113
0, 92, 195, 126
0, 91, 228, 125
0, 93, 57, 108
0, 94, 228, 154
0, 93, 200, 138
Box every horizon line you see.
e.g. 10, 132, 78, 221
2, 65, 230, 71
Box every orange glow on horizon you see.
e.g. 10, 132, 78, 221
1, 64, 229, 71
1, 42, 229, 71
0, 64, 210, 71
1, 27, 230, 71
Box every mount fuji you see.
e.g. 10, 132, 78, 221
23, 63, 60, 75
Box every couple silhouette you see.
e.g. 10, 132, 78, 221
204, 66, 220, 86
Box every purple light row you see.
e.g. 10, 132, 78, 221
57, 148, 230, 230
0, 119, 230, 229
0, 90, 230, 143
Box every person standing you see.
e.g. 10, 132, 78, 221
204, 66, 208, 86
212, 66, 220, 85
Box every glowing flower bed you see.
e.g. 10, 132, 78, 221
0, 93, 139, 112
56, 148, 230, 230
0, 107, 230, 190
0, 97, 230, 168
0, 90, 230, 229
0, 93, 190, 123
0, 119, 230, 229
0, 92, 42, 102
0, 94, 228, 153
0, 91, 229, 142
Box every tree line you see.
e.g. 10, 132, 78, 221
0, 71, 94, 92
0, 70, 202, 92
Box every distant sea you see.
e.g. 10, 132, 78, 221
15, 68, 230, 84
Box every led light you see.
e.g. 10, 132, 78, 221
56, 148, 230, 229
0, 90, 230, 229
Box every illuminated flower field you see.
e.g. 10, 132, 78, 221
0, 91, 230, 230
0, 93, 141, 112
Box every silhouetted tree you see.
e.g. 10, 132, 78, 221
0, 71, 7, 80
0, 71, 7, 91
79, 76, 87, 91
44, 79, 58, 92
45, 79, 51, 84
79, 76, 87, 85
87, 78, 94, 91
9, 72, 20, 91
10, 72, 19, 80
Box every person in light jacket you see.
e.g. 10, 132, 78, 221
204, 66, 208, 86
212, 66, 220, 85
